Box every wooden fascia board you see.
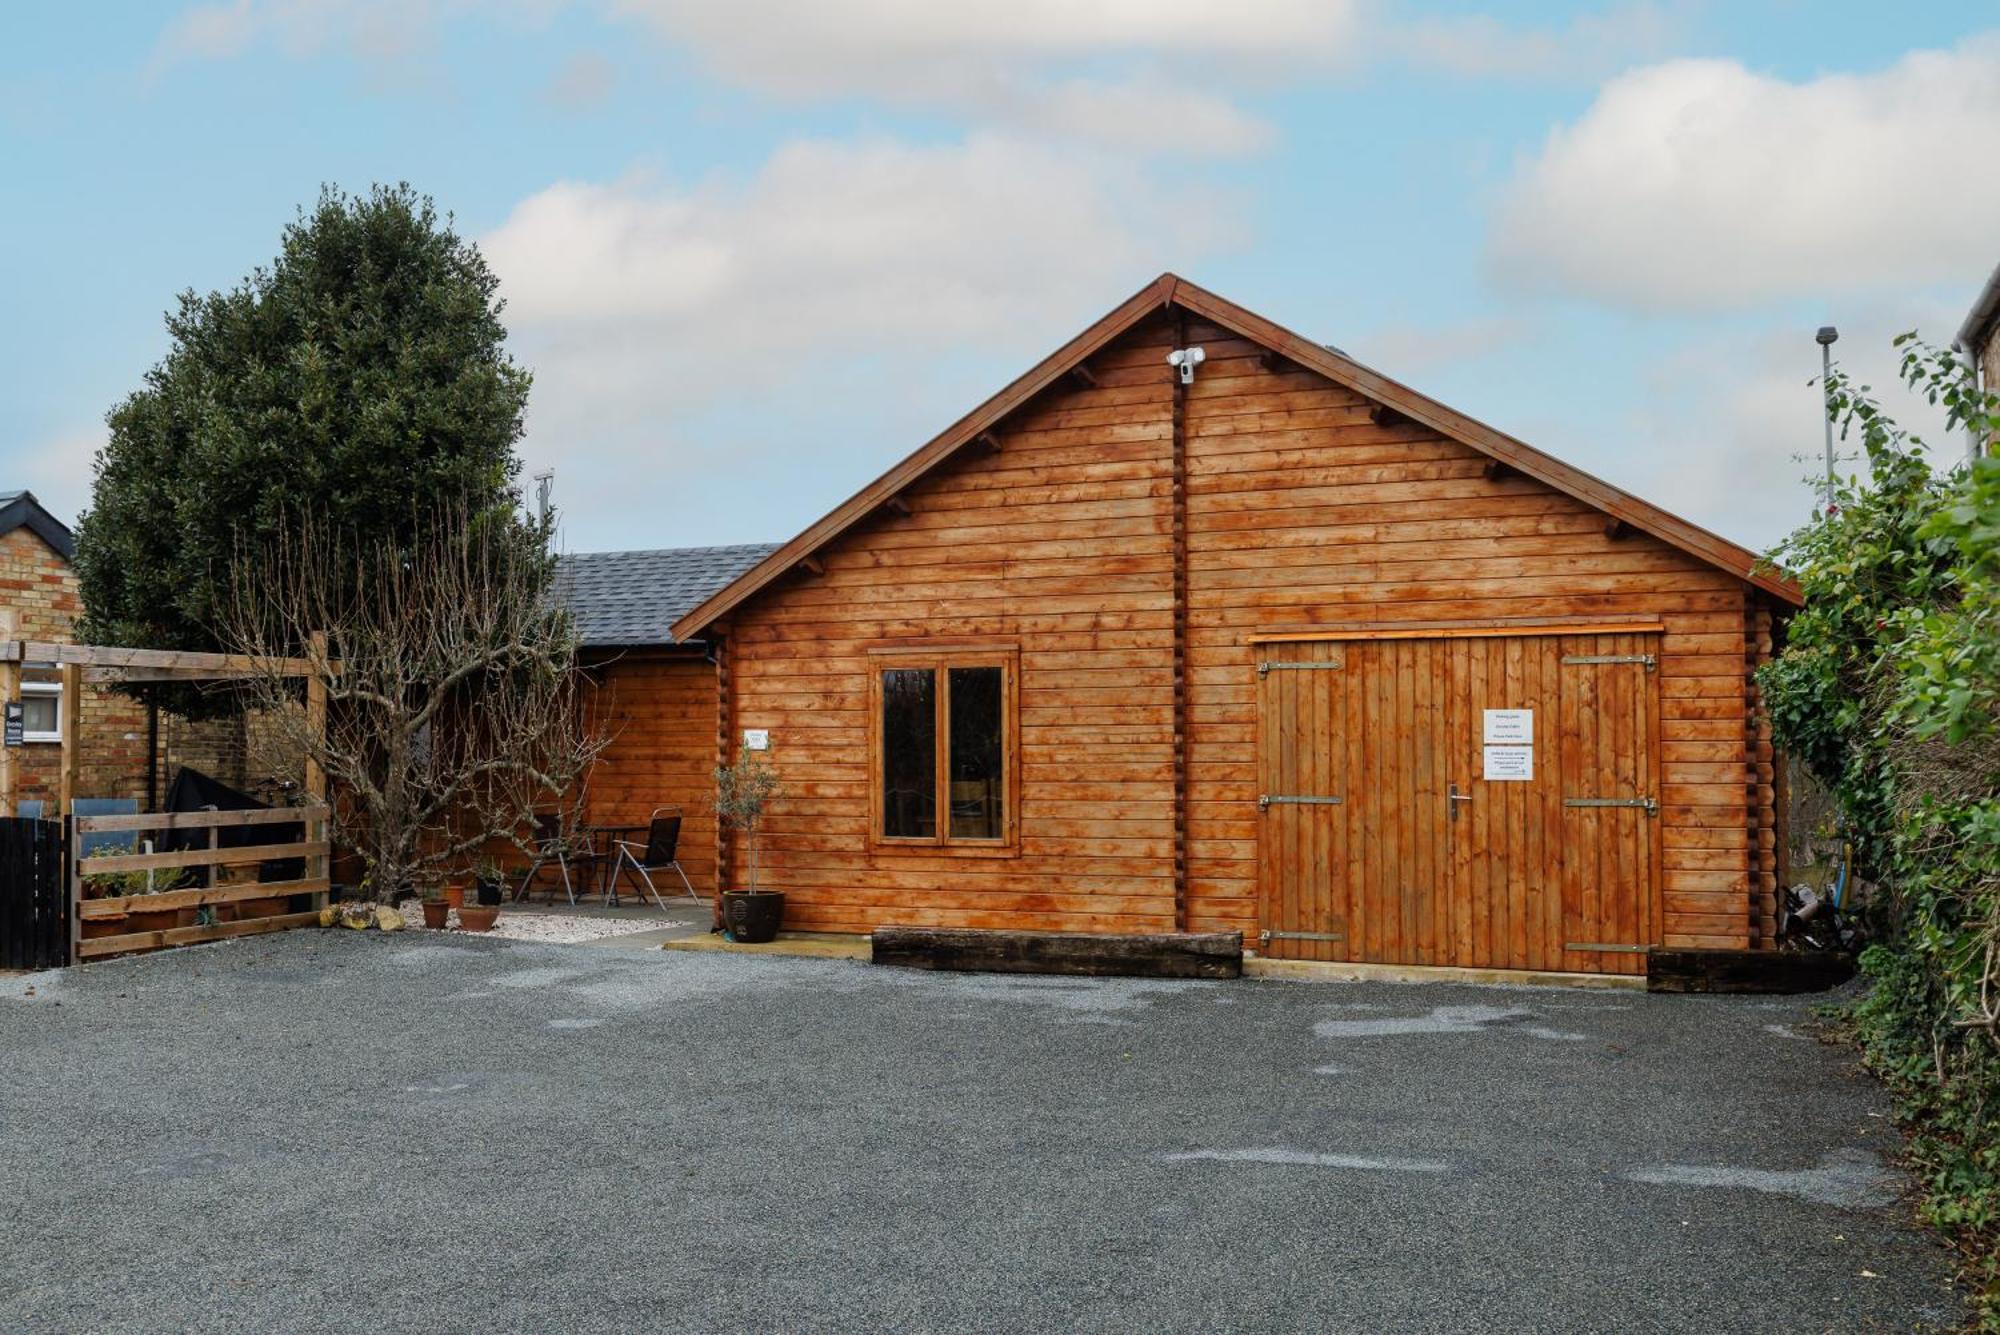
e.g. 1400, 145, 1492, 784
1169, 281, 1802, 606
669, 273, 1179, 640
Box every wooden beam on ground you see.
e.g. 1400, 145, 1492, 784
871, 926, 1242, 979
1646, 949, 1855, 994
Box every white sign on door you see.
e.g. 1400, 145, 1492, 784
1483, 745, 1534, 781
742, 729, 770, 751
1483, 709, 1533, 744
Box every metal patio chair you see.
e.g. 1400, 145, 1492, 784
608, 807, 699, 911
515, 812, 593, 905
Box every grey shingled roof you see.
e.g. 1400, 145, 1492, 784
556, 544, 780, 647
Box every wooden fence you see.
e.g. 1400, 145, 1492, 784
72, 805, 330, 962
0, 816, 69, 969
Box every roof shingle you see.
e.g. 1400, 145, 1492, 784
556, 544, 779, 647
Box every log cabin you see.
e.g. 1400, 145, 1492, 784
646, 274, 1798, 979
561, 544, 775, 899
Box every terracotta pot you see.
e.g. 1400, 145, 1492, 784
457, 904, 499, 933
126, 905, 179, 934
81, 914, 130, 940
443, 885, 466, 909
421, 900, 450, 930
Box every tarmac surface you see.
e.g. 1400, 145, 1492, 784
0, 931, 1965, 1332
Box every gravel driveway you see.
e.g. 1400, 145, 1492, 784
0, 933, 1964, 1332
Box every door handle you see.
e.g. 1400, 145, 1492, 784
1448, 783, 1473, 821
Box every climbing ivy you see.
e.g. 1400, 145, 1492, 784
1760, 335, 1999, 1326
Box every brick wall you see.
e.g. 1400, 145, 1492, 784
0, 526, 263, 807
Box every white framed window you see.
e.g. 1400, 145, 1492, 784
21, 680, 61, 744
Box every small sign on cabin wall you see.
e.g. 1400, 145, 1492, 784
2, 701, 20, 747
1483, 745, 1533, 781
742, 729, 770, 752
1483, 709, 1533, 744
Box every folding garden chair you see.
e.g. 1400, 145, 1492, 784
608, 807, 699, 911
515, 812, 592, 905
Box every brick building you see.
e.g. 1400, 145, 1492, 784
1, 490, 258, 809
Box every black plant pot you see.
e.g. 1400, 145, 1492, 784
722, 890, 785, 944
476, 878, 504, 907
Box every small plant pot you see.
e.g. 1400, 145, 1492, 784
722, 890, 784, 944
420, 900, 450, 930
475, 878, 504, 907
457, 904, 499, 933
442, 885, 466, 909
126, 905, 179, 935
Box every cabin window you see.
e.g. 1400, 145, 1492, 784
870, 648, 1017, 850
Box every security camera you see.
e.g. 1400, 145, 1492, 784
1166, 346, 1206, 384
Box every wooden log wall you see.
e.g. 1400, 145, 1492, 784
582, 651, 721, 897
719, 310, 1774, 948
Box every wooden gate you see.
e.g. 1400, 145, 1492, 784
0, 816, 69, 969
1256, 630, 1661, 975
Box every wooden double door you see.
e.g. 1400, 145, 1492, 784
1255, 632, 1661, 976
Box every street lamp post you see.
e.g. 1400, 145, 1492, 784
1816, 325, 1839, 512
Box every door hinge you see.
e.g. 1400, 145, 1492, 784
1260, 929, 1347, 945
1563, 942, 1649, 954
1562, 653, 1656, 670
1259, 794, 1344, 811
1258, 660, 1344, 677
1563, 796, 1658, 816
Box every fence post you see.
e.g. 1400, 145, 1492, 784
0, 609, 18, 818
65, 814, 78, 966
57, 661, 80, 818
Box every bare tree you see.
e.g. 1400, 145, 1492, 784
224, 504, 608, 900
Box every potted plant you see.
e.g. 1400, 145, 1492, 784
457, 900, 500, 932
716, 743, 784, 943
473, 856, 506, 907
415, 875, 450, 930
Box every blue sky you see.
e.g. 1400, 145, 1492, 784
5, 3, 1997, 557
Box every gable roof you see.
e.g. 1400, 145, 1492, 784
0, 491, 75, 560
557, 543, 779, 647
672, 274, 1798, 639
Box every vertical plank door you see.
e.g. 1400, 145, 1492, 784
1253, 640, 1350, 962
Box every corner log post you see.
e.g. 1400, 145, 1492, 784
872, 927, 1243, 980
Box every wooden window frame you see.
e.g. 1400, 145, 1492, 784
866, 645, 1020, 857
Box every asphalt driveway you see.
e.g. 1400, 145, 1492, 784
0, 933, 1964, 1332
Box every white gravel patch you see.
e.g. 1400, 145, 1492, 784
393, 899, 663, 945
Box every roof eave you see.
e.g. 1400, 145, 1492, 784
1956, 257, 2000, 351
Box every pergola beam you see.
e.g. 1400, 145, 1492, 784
0, 641, 320, 678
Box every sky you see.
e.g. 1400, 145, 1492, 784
5, 2, 1997, 559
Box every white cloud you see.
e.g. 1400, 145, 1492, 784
1611, 299, 1969, 552
1489, 36, 2000, 311
1383, 2, 1680, 83
542, 51, 617, 111
147, 0, 562, 80
481, 133, 1241, 545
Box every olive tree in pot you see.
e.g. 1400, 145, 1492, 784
715, 744, 783, 943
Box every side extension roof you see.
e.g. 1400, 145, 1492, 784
672, 273, 1798, 641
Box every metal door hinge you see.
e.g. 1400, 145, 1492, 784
1563, 796, 1659, 816
1259, 794, 1344, 811
1258, 660, 1344, 677
1562, 653, 1656, 670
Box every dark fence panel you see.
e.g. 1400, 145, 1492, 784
0, 816, 68, 969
